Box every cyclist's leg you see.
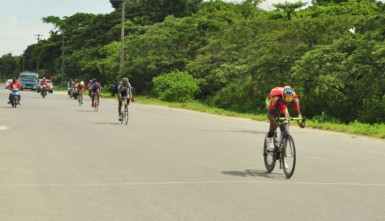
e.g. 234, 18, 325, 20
118, 98, 122, 117
91, 93, 95, 106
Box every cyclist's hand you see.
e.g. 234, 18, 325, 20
297, 114, 305, 128
298, 121, 305, 128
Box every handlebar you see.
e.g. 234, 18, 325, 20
276, 117, 306, 122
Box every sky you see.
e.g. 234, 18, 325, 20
0, 0, 309, 57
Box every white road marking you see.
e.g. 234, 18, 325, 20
0, 126, 9, 131
0, 180, 383, 188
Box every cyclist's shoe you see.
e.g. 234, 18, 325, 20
266, 136, 274, 152
7, 101, 10, 104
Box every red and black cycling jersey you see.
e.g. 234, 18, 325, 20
267, 86, 300, 114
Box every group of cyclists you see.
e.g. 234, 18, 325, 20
7, 75, 303, 135
67, 77, 133, 121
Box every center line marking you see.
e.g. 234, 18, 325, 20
0, 181, 384, 187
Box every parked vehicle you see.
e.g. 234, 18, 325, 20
19, 72, 39, 91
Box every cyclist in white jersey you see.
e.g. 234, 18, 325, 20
118, 78, 133, 121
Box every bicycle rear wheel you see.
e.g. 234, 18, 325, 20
93, 96, 99, 112
78, 94, 83, 106
263, 133, 276, 173
123, 105, 129, 125
282, 134, 296, 178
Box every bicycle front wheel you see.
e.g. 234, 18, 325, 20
123, 105, 129, 125
263, 133, 276, 173
282, 134, 296, 178
94, 96, 99, 112
78, 94, 83, 106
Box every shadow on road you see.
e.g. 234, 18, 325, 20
76, 110, 94, 112
222, 169, 285, 179
95, 122, 121, 125
200, 129, 265, 135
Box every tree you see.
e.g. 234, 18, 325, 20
153, 70, 199, 102
273, 1, 307, 20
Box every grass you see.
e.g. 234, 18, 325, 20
54, 86, 385, 139
134, 96, 385, 139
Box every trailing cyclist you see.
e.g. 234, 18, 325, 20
90, 78, 101, 107
265, 86, 305, 151
117, 77, 133, 121
77, 81, 85, 104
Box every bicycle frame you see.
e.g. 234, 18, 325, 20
275, 117, 302, 148
275, 117, 303, 168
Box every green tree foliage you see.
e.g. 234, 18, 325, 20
0, 54, 21, 79
3, 0, 385, 124
152, 70, 199, 102
273, 1, 307, 20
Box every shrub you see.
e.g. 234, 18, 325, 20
152, 70, 200, 102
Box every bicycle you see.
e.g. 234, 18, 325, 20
120, 97, 129, 125
77, 91, 83, 106
92, 93, 99, 112
263, 117, 305, 178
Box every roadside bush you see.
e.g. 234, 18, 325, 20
152, 70, 199, 102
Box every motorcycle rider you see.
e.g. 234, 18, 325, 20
40, 77, 48, 96
8, 78, 21, 104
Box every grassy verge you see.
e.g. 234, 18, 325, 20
134, 96, 385, 139
54, 86, 385, 139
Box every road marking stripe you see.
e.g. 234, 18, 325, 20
0, 181, 384, 187
0, 126, 9, 131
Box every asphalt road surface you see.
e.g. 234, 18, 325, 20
0, 85, 384, 221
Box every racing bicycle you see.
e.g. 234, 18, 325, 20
92, 93, 99, 112
120, 97, 129, 125
263, 117, 305, 178
78, 90, 83, 106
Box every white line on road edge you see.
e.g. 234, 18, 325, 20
0, 126, 9, 131
0, 180, 384, 188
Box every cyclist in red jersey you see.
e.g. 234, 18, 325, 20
265, 86, 305, 150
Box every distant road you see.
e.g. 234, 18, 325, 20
0, 84, 384, 221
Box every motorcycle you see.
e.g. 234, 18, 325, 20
73, 87, 79, 100
10, 89, 20, 108
68, 87, 74, 98
41, 85, 48, 98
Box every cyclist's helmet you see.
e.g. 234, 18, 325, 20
80, 81, 85, 86
283, 86, 294, 102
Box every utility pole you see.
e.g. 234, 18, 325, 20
35, 34, 43, 42
34, 34, 43, 73
120, 0, 126, 68
61, 30, 65, 86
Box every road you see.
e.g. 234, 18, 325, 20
0, 85, 384, 221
